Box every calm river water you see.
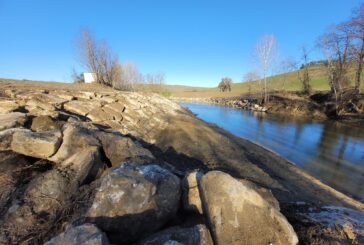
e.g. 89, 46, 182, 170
180, 102, 364, 202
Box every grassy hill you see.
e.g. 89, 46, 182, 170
168, 64, 364, 98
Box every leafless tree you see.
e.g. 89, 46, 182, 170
71, 68, 84, 83
218, 77, 232, 92
76, 29, 126, 88
243, 71, 260, 82
318, 25, 353, 95
298, 47, 311, 94
144, 72, 166, 92
254, 34, 277, 103
349, 3, 364, 92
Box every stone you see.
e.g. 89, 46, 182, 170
0, 128, 29, 151
50, 124, 100, 163
137, 225, 213, 245
44, 224, 109, 245
31, 115, 61, 132
85, 164, 181, 244
182, 170, 203, 214
239, 178, 280, 211
60, 147, 104, 185
87, 107, 115, 122
101, 106, 123, 121
11, 130, 62, 158
63, 100, 101, 117
96, 131, 155, 166
199, 171, 298, 245
0, 100, 20, 113
0, 112, 27, 130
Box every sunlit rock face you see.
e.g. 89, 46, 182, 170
85, 164, 181, 244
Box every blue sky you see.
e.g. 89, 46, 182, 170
0, 0, 362, 87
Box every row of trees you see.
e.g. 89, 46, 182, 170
242, 3, 363, 104
318, 3, 364, 96
73, 30, 165, 91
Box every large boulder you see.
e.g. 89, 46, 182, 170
49, 124, 100, 163
96, 131, 155, 166
199, 171, 298, 245
60, 147, 104, 185
85, 164, 181, 244
0, 112, 27, 130
137, 225, 213, 245
11, 130, 62, 158
44, 224, 109, 245
182, 170, 204, 214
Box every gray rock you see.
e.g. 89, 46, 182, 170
96, 131, 155, 166
137, 224, 213, 245
182, 170, 203, 214
49, 123, 100, 163
199, 171, 298, 245
60, 146, 104, 185
0, 112, 27, 130
238, 178, 280, 211
11, 130, 62, 158
44, 224, 109, 245
86, 164, 181, 244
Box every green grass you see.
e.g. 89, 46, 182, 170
166, 64, 364, 98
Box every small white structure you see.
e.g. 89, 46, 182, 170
83, 73, 97, 83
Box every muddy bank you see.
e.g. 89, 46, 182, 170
0, 81, 364, 244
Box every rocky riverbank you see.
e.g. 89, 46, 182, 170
0, 81, 364, 244
172, 90, 364, 124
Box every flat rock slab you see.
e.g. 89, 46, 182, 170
0, 112, 27, 130
86, 163, 181, 244
64, 100, 101, 117
11, 130, 62, 158
44, 224, 109, 245
200, 171, 298, 245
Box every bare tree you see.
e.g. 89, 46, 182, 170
144, 72, 166, 92
255, 34, 277, 103
349, 3, 364, 92
318, 25, 353, 95
71, 68, 84, 83
218, 77, 232, 92
243, 71, 260, 82
76, 29, 125, 88
298, 47, 311, 94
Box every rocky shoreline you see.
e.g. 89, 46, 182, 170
172, 91, 364, 124
1, 83, 364, 244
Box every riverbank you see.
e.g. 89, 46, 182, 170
171, 90, 364, 125
0, 80, 364, 244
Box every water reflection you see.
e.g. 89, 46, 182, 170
181, 102, 364, 201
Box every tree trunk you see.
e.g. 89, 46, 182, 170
355, 39, 364, 93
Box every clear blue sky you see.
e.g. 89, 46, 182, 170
0, 0, 362, 87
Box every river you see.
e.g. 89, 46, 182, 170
180, 102, 364, 202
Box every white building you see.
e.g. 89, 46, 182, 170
83, 73, 97, 83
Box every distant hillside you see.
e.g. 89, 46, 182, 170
168, 64, 364, 98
